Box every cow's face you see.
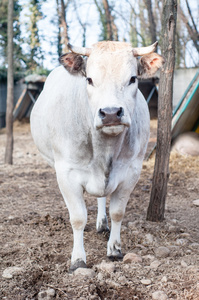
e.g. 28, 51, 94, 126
60, 41, 164, 136
85, 48, 138, 136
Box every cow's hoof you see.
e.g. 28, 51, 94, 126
97, 217, 110, 234
97, 226, 110, 234
69, 259, 87, 272
108, 251, 123, 261
107, 246, 123, 261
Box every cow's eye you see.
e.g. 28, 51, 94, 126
86, 77, 93, 85
129, 76, 137, 85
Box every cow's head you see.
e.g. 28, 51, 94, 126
60, 41, 164, 136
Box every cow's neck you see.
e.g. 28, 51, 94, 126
90, 127, 128, 170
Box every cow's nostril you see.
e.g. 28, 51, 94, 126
117, 107, 124, 118
99, 107, 124, 123
99, 109, 106, 119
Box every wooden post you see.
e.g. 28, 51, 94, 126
5, 0, 14, 165
146, 0, 177, 222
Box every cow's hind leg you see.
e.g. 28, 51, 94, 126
55, 164, 87, 271
96, 197, 109, 233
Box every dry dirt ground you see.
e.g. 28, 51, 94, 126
0, 120, 199, 300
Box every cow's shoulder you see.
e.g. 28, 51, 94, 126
135, 89, 150, 125
127, 90, 150, 153
40, 66, 87, 107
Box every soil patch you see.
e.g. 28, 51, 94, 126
0, 120, 199, 299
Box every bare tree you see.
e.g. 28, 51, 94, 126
139, 0, 148, 46
73, 0, 88, 47
144, 0, 157, 44
103, 0, 113, 40
110, 13, 118, 41
178, 4, 199, 53
147, 0, 177, 222
129, 8, 138, 47
56, 0, 62, 57
185, 0, 198, 35
57, 0, 71, 53
5, 0, 14, 165
94, 0, 118, 41
113, 2, 146, 46
175, 31, 183, 68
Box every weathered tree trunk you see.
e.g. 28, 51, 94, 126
144, 0, 157, 44
56, 0, 62, 57
146, 0, 177, 222
102, 0, 113, 40
5, 0, 14, 165
94, 0, 118, 41
111, 14, 118, 41
139, 0, 147, 46
60, 0, 70, 53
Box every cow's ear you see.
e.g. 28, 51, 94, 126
137, 53, 165, 78
59, 53, 86, 76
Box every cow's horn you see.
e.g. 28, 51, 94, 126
133, 41, 158, 56
68, 43, 91, 56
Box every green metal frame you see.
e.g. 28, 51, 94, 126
172, 70, 199, 117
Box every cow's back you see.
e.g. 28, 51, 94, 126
30, 66, 87, 166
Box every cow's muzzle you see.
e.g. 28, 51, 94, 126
98, 107, 124, 126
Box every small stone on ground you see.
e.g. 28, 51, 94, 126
123, 252, 142, 263
144, 233, 154, 244
140, 279, 151, 285
154, 246, 170, 258
38, 289, 55, 300
152, 290, 168, 300
176, 238, 188, 246
161, 276, 167, 283
181, 260, 188, 267
193, 199, 199, 206
2, 267, 24, 279
74, 268, 95, 278
150, 260, 161, 269
97, 261, 116, 273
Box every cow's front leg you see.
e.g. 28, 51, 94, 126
55, 164, 87, 271
107, 190, 130, 259
108, 161, 143, 259
70, 204, 87, 271
96, 197, 109, 233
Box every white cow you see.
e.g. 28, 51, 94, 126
30, 41, 164, 271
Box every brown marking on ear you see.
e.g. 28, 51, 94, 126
138, 53, 165, 78
59, 53, 86, 75
149, 57, 159, 67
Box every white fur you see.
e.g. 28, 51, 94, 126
30, 45, 160, 269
